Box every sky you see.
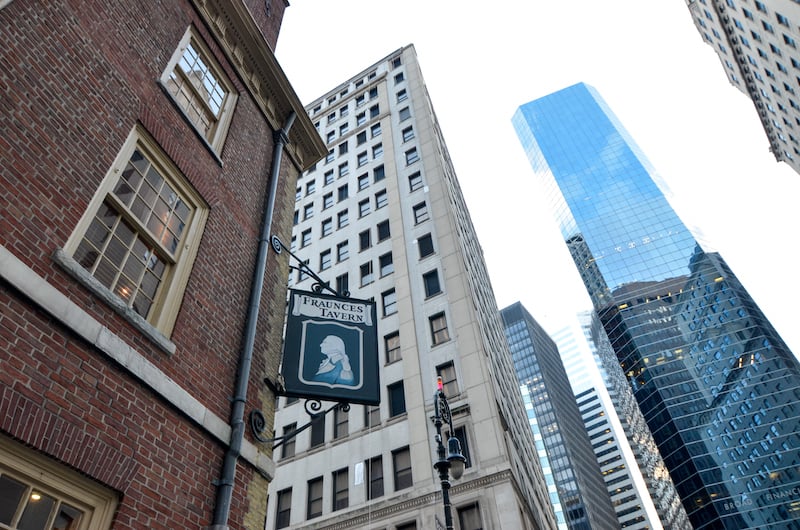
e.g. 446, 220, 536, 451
275, 1, 800, 356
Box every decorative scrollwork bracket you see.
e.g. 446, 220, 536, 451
271, 235, 349, 297
249, 400, 350, 447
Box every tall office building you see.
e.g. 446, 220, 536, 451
556, 314, 691, 530
501, 302, 619, 530
513, 83, 800, 529
265, 46, 556, 530
684, 0, 800, 175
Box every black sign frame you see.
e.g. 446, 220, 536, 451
281, 289, 380, 405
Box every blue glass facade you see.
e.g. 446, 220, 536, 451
502, 302, 619, 530
513, 83, 800, 530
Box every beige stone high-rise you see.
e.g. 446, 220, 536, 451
685, 0, 800, 175
265, 45, 557, 530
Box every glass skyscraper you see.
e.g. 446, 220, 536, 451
502, 302, 619, 530
513, 83, 800, 530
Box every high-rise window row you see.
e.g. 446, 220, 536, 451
686, 0, 800, 174
267, 46, 554, 530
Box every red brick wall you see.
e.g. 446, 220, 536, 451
0, 0, 294, 527
242, 0, 288, 50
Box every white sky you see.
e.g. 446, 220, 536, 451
276, 1, 800, 356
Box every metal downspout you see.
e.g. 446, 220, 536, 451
210, 111, 296, 529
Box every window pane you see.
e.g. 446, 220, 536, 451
359, 230, 371, 250
385, 332, 401, 364
454, 426, 472, 469
18, 491, 56, 529
165, 38, 231, 144
0, 475, 27, 524
431, 313, 450, 345
413, 202, 429, 224
437, 361, 458, 396
458, 503, 483, 530
382, 289, 397, 316
379, 252, 394, 276
276, 489, 292, 529
377, 221, 390, 241
418, 234, 434, 258
393, 447, 413, 490
365, 405, 380, 428
423, 270, 441, 297
282, 423, 296, 459
368, 456, 384, 499
333, 468, 348, 511
408, 171, 422, 191
334, 407, 349, 439
307, 478, 323, 519
389, 382, 406, 417
77, 140, 191, 320
52, 502, 83, 530
310, 415, 325, 447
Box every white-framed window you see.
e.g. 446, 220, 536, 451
65, 127, 208, 336
161, 28, 237, 153
0, 434, 118, 530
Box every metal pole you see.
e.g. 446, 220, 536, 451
210, 112, 296, 529
433, 387, 455, 530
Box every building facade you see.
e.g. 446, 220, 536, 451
0, 1, 325, 528
513, 82, 800, 529
555, 314, 689, 530
265, 46, 557, 530
501, 302, 620, 530
685, 0, 800, 175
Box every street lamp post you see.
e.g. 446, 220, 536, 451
432, 376, 467, 530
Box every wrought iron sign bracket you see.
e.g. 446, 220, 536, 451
249, 400, 350, 449
271, 235, 349, 297
249, 235, 353, 447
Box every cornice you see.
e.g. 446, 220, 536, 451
190, 0, 326, 170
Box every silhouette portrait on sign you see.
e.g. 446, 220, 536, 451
313, 335, 355, 386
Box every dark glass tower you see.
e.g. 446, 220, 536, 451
513, 83, 800, 530
501, 302, 619, 530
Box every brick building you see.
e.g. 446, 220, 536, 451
0, 1, 325, 528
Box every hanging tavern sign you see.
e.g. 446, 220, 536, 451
281, 289, 380, 405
